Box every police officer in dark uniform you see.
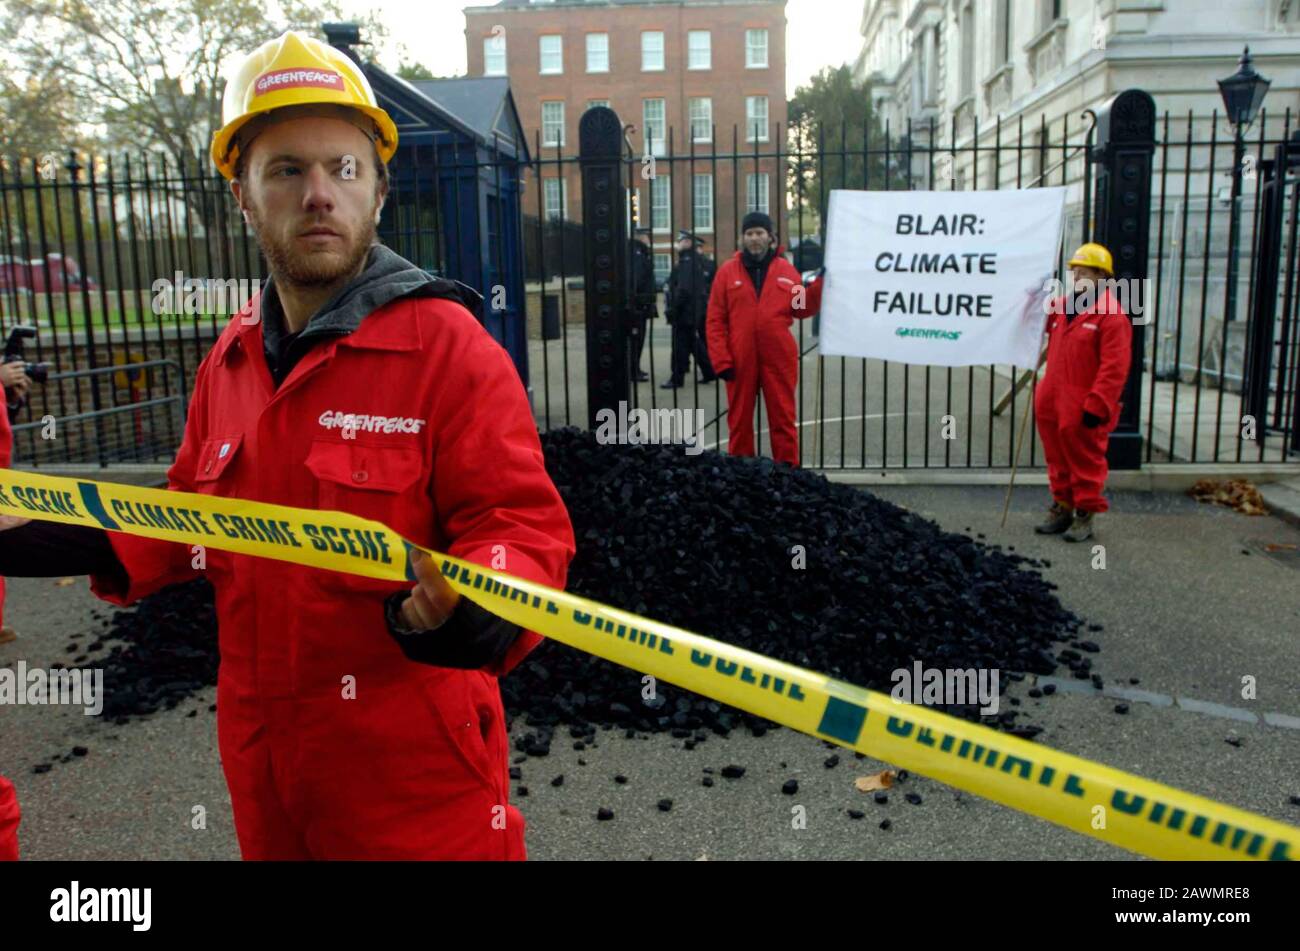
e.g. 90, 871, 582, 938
628, 228, 656, 382
662, 229, 716, 388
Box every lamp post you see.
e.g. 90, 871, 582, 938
1218, 47, 1271, 329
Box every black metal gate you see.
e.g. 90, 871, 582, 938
1242, 130, 1300, 451
8, 92, 1300, 471
564, 102, 1108, 471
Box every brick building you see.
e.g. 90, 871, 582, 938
464, 0, 788, 283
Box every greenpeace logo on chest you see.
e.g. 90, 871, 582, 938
318, 411, 426, 435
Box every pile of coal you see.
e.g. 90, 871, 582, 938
71, 428, 1097, 755
71, 578, 218, 724
501, 428, 1098, 753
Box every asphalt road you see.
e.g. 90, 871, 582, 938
2, 484, 1298, 860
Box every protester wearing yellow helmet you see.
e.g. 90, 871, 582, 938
210, 30, 397, 181
1066, 242, 1114, 278
0, 30, 576, 860
1032, 242, 1133, 542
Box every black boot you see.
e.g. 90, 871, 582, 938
660, 378, 683, 389
1034, 501, 1074, 535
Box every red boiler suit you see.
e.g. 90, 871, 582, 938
1034, 287, 1133, 513
706, 250, 822, 466
0, 400, 10, 628
0, 775, 18, 860
0, 413, 14, 860
89, 294, 576, 860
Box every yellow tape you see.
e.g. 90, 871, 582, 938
0, 467, 1295, 861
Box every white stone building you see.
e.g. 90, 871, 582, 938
856, 0, 1300, 149
854, 0, 1300, 396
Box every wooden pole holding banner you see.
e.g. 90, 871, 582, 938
812, 353, 823, 468
992, 368, 1036, 417
1000, 305, 1054, 529
1000, 206, 1068, 529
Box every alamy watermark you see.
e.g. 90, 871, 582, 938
1043, 277, 1153, 325
0, 661, 103, 715
594, 401, 706, 455
890, 661, 999, 715
50, 881, 151, 931
151, 271, 260, 321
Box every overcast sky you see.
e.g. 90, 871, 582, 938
337, 0, 865, 96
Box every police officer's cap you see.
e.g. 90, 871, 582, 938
677, 229, 705, 245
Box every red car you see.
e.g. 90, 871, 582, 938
0, 253, 97, 293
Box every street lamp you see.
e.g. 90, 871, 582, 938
1218, 47, 1270, 326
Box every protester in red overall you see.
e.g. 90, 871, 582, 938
0, 359, 31, 644
706, 212, 822, 466
0, 369, 22, 859
0, 776, 18, 860
0, 32, 575, 860
1034, 243, 1133, 542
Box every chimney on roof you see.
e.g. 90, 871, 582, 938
322, 22, 363, 64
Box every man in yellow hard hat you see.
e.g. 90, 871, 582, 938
0, 31, 575, 860
208, 30, 400, 286
1033, 242, 1133, 542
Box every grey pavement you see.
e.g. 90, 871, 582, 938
1, 483, 1298, 860
1260, 478, 1300, 530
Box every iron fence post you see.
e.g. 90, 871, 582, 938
579, 107, 629, 429
1092, 90, 1156, 470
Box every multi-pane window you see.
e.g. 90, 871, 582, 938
912, 32, 925, 112
746, 96, 769, 142
643, 98, 666, 154
746, 172, 769, 214
651, 174, 672, 231
586, 99, 610, 110
543, 178, 567, 220
959, 3, 975, 99
746, 29, 769, 68
540, 35, 563, 74
541, 101, 565, 146
484, 35, 506, 76
642, 31, 665, 70
996, 0, 1011, 65
654, 253, 672, 288
912, 26, 938, 109
586, 33, 609, 72
688, 31, 711, 70
688, 97, 712, 143
692, 173, 713, 232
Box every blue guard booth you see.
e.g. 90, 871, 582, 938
324, 25, 532, 388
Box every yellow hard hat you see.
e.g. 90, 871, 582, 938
210, 31, 398, 181
1067, 242, 1114, 277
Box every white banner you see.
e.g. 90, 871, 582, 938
817, 188, 1067, 367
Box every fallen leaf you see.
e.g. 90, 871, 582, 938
855, 770, 896, 792
1188, 479, 1267, 516
54, 578, 76, 587
1264, 543, 1298, 553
